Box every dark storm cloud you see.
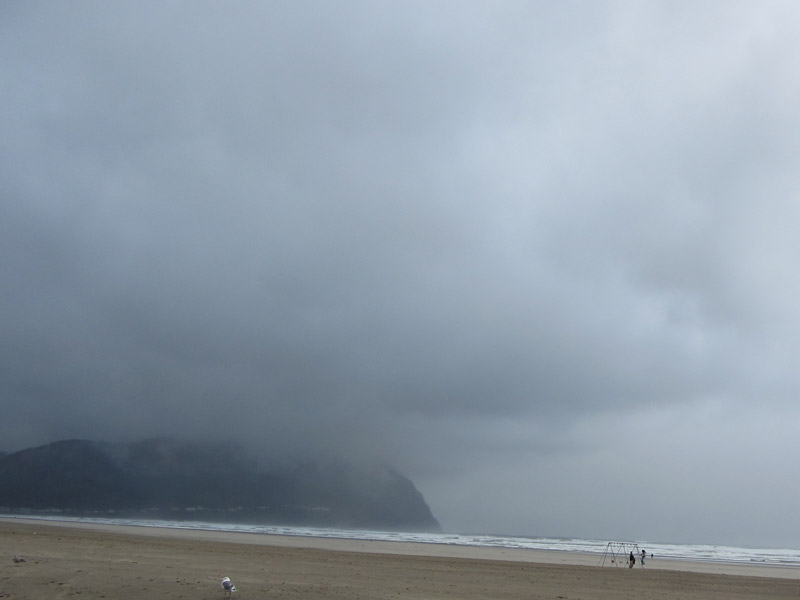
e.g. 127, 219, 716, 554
3, 1, 800, 545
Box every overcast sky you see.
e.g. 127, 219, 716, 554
3, 1, 800, 548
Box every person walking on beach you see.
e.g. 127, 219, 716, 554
629, 551, 635, 568
641, 549, 646, 567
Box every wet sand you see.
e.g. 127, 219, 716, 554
1, 518, 799, 599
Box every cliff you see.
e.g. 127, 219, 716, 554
0, 438, 441, 532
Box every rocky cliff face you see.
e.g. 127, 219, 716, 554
0, 438, 441, 532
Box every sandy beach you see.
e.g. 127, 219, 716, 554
1, 518, 799, 599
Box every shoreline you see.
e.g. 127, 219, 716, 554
4, 516, 800, 580
3, 518, 800, 600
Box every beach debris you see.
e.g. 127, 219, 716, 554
221, 576, 236, 597
13, 555, 26, 563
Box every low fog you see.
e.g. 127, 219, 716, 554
2, 1, 800, 547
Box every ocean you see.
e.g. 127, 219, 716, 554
5, 515, 800, 567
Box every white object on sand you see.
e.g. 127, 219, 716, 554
221, 576, 236, 596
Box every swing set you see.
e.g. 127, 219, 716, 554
597, 541, 641, 567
